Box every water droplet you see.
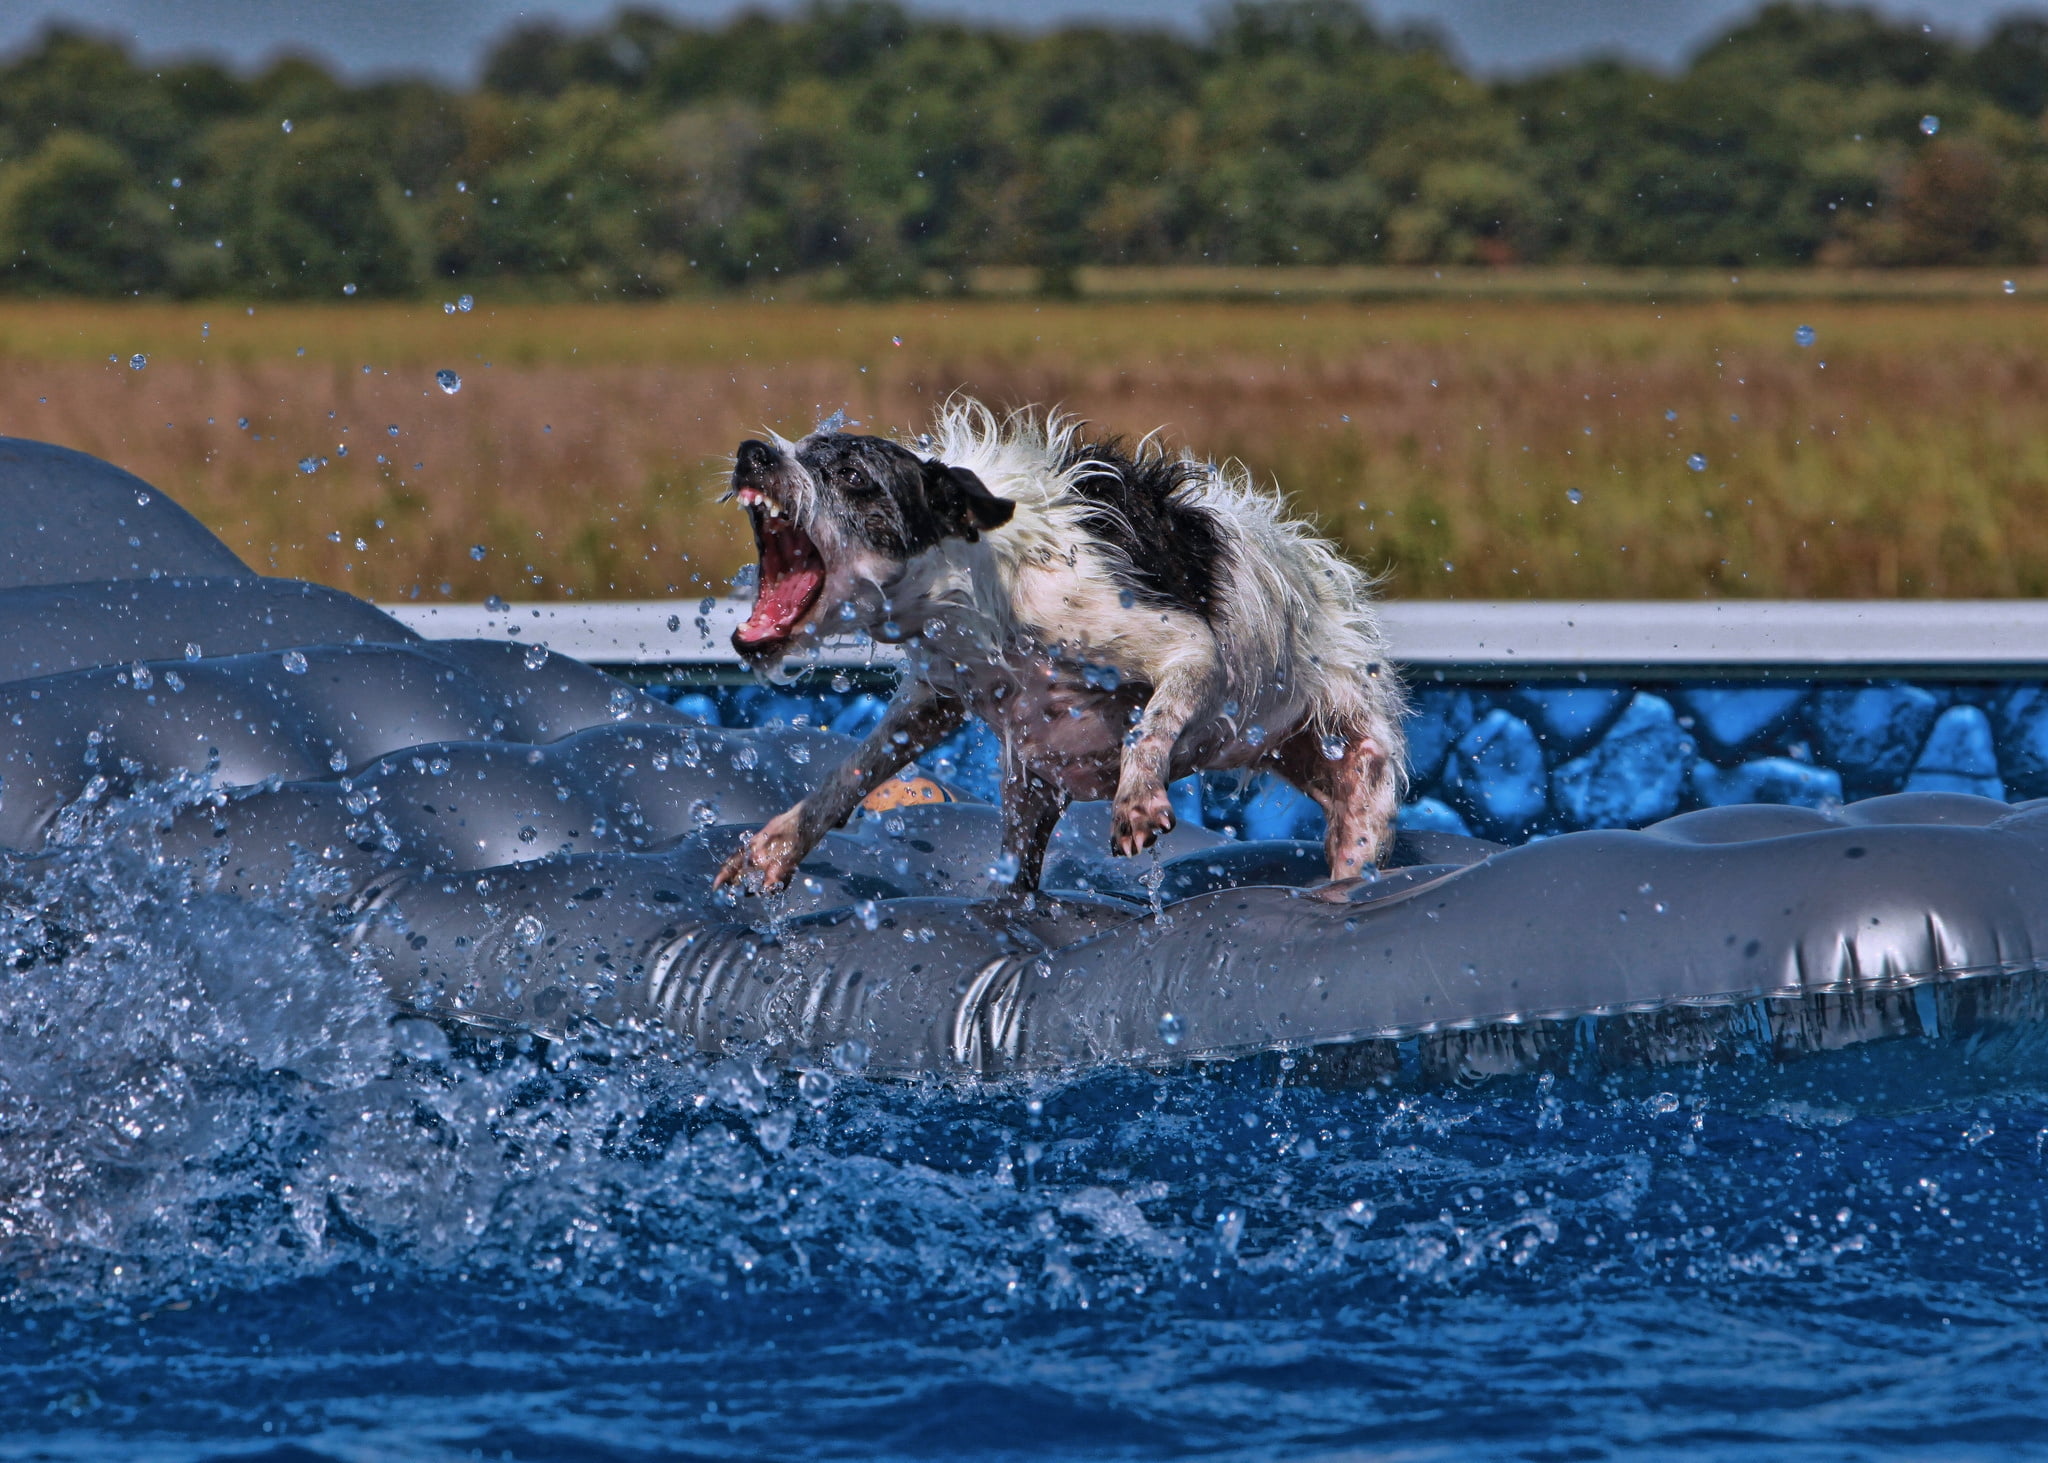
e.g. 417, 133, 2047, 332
236, 417, 249, 430
523, 644, 549, 670
1919, 114, 1940, 136
469, 544, 487, 561
890, 335, 902, 346
386, 424, 399, 437
342, 282, 356, 296
298, 457, 320, 474
1663, 408, 1676, 421
281, 650, 308, 674
129, 663, 152, 689
484, 594, 508, 611
1320, 733, 1346, 760
1567, 488, 1583, 504
1686, 453, 1708, 472
281, 118, 293, 133
608, 686, 636, 718
458, 294, 474, 312
327, 530, 342, 543
443, 302, 456, 315
829, 1038, 869, 1073
513, 914, 545, 947
184, 642, 202, 661
1794, 324, 1816, 348
128, 354, 146, 371
2005, 279, 2018, 295
1157, 1012, 1184, 1046
1441, 560, 1454, 573
436, 369, 461, 394
831, 671, 852, 693
328, 749, 348, 771
856, 899, 880, 932
798, 1069, 837, 1105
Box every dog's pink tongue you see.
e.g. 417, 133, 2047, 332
736, 566, 824, 647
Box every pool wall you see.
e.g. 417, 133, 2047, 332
383, 598, 2048, 843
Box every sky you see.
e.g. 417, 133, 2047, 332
0, 0, 2032, 82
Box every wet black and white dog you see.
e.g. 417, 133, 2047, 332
714, 400, 1406, 894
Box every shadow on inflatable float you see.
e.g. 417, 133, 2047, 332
5, 434, 2048, 1083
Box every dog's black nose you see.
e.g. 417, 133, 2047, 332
735, 439, 776, 475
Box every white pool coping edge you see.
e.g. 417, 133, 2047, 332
379, 599, 2048, 670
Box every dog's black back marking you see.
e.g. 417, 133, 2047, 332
1063, 437, 1224, 618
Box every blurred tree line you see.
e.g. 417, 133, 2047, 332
1, 0, 2045, 298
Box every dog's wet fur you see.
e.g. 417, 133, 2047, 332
1066, 443, 1224, 615
716, 400, 1407, 896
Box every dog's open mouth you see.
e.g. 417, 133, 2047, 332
732, 488, 825, 657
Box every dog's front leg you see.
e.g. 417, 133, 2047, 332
1111, 657, 1219, 858
714, 679, 968, 892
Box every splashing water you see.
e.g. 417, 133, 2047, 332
5, 759, 2048, 1456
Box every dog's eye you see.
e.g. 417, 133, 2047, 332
832, 467, 882, 496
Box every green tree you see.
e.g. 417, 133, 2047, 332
0, 133, 169, 293
197, 116, 423, 295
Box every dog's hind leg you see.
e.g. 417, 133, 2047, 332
999, 748, 1070, 893
715, 679, 968, 892
1275, 718, 1400, 882
1112, 656, 1220, 858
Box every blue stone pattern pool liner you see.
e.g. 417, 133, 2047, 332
663, 677, 2032, 838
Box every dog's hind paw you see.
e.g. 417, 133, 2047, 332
1111, 783, 1176, 858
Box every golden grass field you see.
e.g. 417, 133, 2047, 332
3, 290, 2045, 602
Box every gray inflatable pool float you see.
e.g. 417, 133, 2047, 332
5, 435, 2047, 1081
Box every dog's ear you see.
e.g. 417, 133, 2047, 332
922, 459, 1014, 542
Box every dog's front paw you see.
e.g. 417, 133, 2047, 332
1111, 783, 1175, 858
713, 809, 805, 893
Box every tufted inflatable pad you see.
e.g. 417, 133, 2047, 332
0, 576, 419, 685
0, 437, 250, 589
8, 435, 2048, 1083
347, 791, 2048, 1078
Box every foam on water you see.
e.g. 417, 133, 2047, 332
6, 779, 2048, 1458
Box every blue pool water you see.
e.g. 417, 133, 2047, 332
6, 678, 2048, 1459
